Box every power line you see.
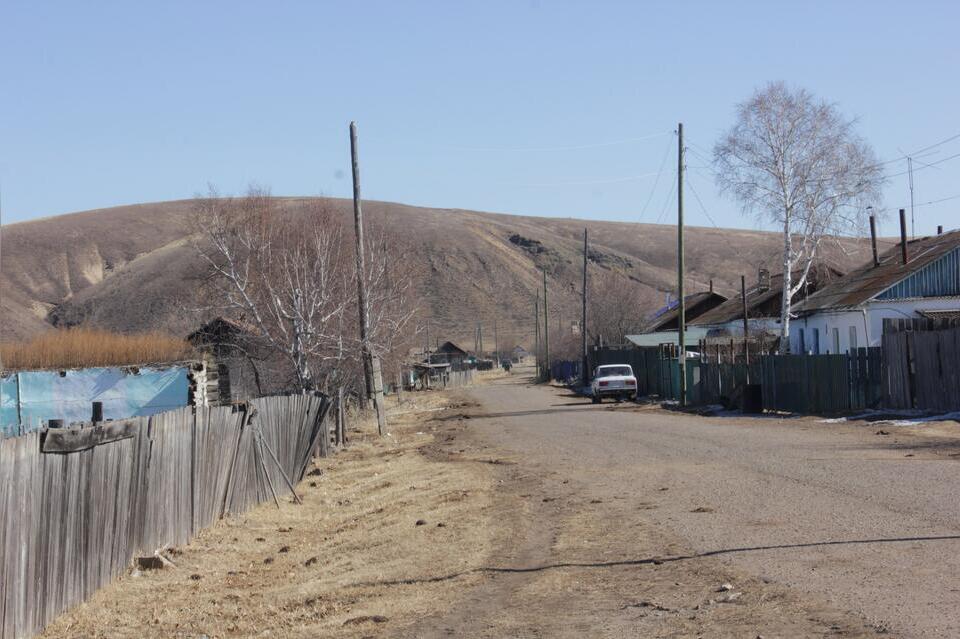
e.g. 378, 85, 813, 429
447, 130, 672, 153
505, 170, 661, 188
638, 134, 676, 221
883, 150, 960, 179
686, 175, 720, 228
875, 192, 960, 215
654, 168, 678, 224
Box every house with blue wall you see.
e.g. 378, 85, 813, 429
792, 228, 960, 354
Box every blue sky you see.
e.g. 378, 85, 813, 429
2, 0, 958, 235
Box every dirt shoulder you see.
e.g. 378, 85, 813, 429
40, 389, 503, 639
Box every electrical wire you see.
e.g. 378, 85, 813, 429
505, 170, 661, 188
883, 150, 960, 179
686, 175, 720, 228
654, 169, 678, 224
447, 130, 672, 153
638, 134, 676, 221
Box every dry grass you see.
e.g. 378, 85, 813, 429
39, 389, 499, 638
0, 327, 196, 371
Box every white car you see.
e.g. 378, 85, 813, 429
590, 364, 638, 403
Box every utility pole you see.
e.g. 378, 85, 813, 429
479, 323, 484, 358
349, 121, 374, 405
581, 228, 588, 387
741, 274, 749, 376
542, 269, 550, 381
677, 122, 687, 407
907, 156, 916, 239
494, 318, 500, 368
535, 290, 541, 377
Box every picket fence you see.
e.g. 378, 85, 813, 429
0, 393, 330, 639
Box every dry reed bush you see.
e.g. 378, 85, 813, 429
0, 328, 196, 371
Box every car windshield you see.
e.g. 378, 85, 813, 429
598, 366, 631, 377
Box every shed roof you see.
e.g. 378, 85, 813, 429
436, 341, 468, 356
691, 265, 843, 327
626, 327, 710, 348
795, 229, 960, 313
645, 291, 728, 332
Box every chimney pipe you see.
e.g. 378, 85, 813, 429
869, 215, 879, 267
899, 209, 909, 265
938, 225, 943, 235
709, 278, 714, 293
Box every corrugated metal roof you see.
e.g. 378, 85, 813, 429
796, 229, 960, 313
645, 291, 727, 331
691, 265, 842, 326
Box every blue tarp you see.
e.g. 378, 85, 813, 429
0, 366, 190, 437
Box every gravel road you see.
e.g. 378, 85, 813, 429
437, 369, 960, 638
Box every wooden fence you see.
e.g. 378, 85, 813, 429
0, 393, 330, 639
589, 344, 886, 413
882, 326, 960, 411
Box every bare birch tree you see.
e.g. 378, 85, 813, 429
713, 82, 884, 352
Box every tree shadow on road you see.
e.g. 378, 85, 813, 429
350, 534, 960, 588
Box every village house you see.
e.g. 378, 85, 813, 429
428, 341, 470, 369
791, 226, 960, 354
690, 265, 842, 336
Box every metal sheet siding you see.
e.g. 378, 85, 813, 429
876, 247, 960, 300
0, 366, 190, 437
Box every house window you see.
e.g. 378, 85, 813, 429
812, 328, 820, 354
849, 326, 858, 352
832, 328, 840, 354
798, 328, 806, 354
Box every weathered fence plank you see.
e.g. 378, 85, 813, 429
0, 393, 330, 639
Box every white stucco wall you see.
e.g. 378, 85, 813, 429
791, 297, 960, 353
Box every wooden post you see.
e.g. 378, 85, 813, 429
676, 122, 687, 406
741, 274, 749, 372
350, 121, 374, 405
371, 356, 387, 436
337, 387, 345, 446
542, 269, 550, 380
581, 228, 589, 387
535, 289, 541, 378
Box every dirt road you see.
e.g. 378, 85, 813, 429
41, 369, 960, 638
407, 368, 960, 638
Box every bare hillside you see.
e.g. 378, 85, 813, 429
1, 198, 887, 347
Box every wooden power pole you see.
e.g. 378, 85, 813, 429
350, 121, 374, 404
581, 228, 588, 387
677, 122, 687, 407
535, 290, 541, 376
542, 269, 550, 381
741, 274, 749, 376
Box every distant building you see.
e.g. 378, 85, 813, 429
429, 341, 470, 369
792, 229, 960, 353
187, 317, 265, 401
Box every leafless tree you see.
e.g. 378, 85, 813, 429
192, 188, 421, 395
586, 270, 650, 347
713, 82, 884, 351
192, 188, 349, 391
